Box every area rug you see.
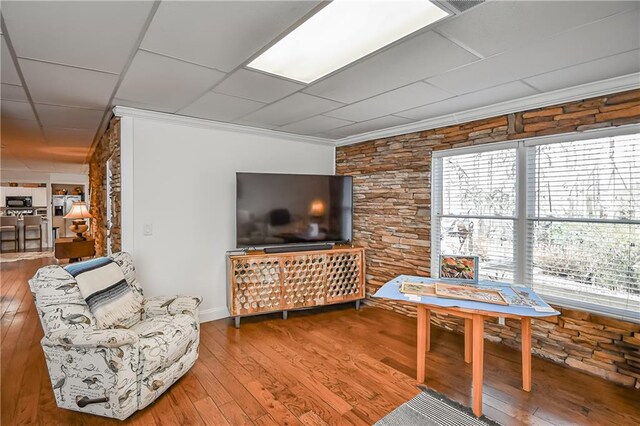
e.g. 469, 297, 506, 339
0, 251, 54, 263
375, 386, 501, 426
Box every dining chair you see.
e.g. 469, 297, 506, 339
0, 216, 19, 252
23, 215, 43, 251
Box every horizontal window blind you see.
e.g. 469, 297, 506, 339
526, 134, 640, 320
441, 149, 516, 217
528, 134, 640, 221
434, 148, 517, 283
432, 127, 640, 321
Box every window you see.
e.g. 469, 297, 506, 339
432, 126, 640, 321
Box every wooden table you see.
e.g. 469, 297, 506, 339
375, 276, 560, 417
54, 237, 95, 262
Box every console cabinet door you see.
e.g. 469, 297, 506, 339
281, 254, 327, 309
325, 250, 364, 303
230, 257, 282, 315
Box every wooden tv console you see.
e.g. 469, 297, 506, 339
227, 245, 365, 328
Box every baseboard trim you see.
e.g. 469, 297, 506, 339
199, 306, 230, 323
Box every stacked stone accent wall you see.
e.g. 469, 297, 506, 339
336, 89, 640, 387
89, 117, 121, 256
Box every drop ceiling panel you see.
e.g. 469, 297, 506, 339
437, 1, 638, 58
19, 59, 118, 109
278, 115, 354, 136
304, 31, 478, 104
140, 1, 323, 72
214, 69, 303, 103
323, 115, 414, 138
179, 92, 265, 122
0, 153, 28, 171
1, 117, 43, 144
54, 163, 88, 174
35, 104, 103, 130
524, 50, 640, 92
1, 100, 36, 121
1, 1, 154, 73
42, 126, 96, 148
112, 98, 177, 114
427, 10, 640, 95
1, 83, 28, 101
396, 81, 539, 120
239, 93, 343, 127
324, 82, 452, 122
1, 36, 21, 85
116, 50, 226, 111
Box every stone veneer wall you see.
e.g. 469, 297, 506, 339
336, 89, 640, 388
89, 117, 121, 257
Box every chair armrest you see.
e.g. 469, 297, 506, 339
42, 329, 139, 349
143, 295, 202, 318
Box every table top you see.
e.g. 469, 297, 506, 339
374, 275, 560, 318
55, 237, 94, 244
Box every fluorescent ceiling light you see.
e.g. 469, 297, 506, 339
247, 0, 449, 84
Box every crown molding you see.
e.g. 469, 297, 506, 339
112, 106, 336, 147
334, 73, 640, 146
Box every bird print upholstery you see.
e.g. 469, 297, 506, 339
29, 252, 202, 420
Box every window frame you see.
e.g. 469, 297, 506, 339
431, 124, 640, 322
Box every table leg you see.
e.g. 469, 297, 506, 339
472, 314, 484, 417
522, 317, 532, 392
417, 305, 427, 383
464, 318, 472, 364
425, 308, 431, 352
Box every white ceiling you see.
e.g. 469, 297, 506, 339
1, 0, 639, 174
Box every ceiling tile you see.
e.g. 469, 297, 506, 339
396, 81, 539, 120
524, 50, 640, 92
1, 117, 43, 144
323, 115, 414, 138
2, 1, 154, 73
304, 31, 478, 103
1, 84, 28, 101
140, 1, 322, 72
116, 50, 226, 111
278, 115, 354, 136
54, 163, 88, 174
178, 92, 265, 122
239, 93, 343, 127
324, 82, 452, 122
215, 69, 303, 103
34, 104, 103, 130
232, 119, 280, 131
42, 126, 96, 148
112, 98, 177, 114
437, 1, 638, 58
427, 10, 640, 95
0, 152, 28, 171
1, 36, 21, 85
1, 100, 36, 121
19, 58, 118, 109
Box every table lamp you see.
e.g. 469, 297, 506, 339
64, 202, 92, 241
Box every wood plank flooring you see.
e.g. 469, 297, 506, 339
2, 255, 639, 425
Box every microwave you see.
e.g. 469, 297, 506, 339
5, 196, 32, 207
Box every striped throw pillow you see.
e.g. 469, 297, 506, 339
65, 257, 142, 329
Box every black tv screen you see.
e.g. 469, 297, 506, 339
236, 173, 353, 248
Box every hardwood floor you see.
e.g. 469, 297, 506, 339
2, 256, 639, 425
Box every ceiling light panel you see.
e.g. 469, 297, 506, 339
247, 0, 449, 84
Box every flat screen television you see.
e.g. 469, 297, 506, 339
236, 173, 353, 248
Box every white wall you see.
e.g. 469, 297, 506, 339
119, 112, 335, 322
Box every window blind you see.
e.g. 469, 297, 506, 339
526, 134, 640, 320
433, 147, 517, 283
432, 128, 640, 321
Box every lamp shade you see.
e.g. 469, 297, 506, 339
64, 202, 92, 219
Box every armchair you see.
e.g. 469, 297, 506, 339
29, 252, 202, 420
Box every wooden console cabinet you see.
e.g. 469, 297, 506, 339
227, 246, 365, 328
